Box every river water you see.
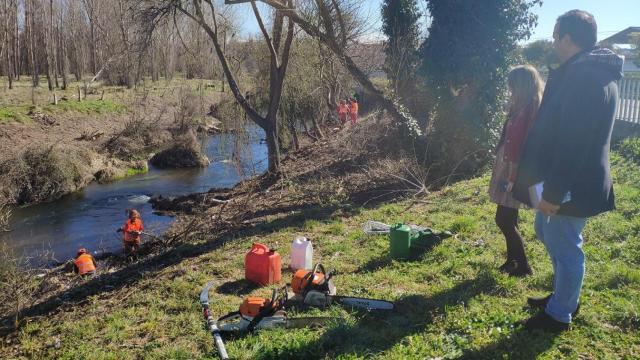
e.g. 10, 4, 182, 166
1, 127, 267, 264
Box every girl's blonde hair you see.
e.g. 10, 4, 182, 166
507, 65, 544, 116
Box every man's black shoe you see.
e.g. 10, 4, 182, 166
521, 311, 569, 332
527, 293, 580, 317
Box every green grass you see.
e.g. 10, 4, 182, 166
109, 167, 149, 182
42, 99, 126, 114
10, 153, 640, 359
125, 167, 148, 177
0, 106, 32, 123
0, 100, 125, 124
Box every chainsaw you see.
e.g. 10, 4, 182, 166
216, 286, 335, 333
290, 264, 395, 311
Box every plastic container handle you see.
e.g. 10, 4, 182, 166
251, 243, 269, 254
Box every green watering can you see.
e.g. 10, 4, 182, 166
389, 223, 453, 259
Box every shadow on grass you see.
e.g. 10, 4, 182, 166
216, 279, 260, 296
249, 271, 512, 360
0, 203, 346, 336
354, 236, 444, 274
458, 327, 560, 360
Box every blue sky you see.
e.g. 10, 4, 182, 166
236, 0, 639, 43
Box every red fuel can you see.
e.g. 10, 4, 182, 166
245, 243, 281, 286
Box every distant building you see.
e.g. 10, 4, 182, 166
600, 27, 639, 73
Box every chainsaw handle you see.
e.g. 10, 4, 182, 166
313, 263, 326, 275
325, 269, 337, 282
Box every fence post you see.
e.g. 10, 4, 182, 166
632, 78, 640, 123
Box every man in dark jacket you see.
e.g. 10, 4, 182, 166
512, 10, 623, 331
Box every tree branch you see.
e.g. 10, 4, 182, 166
330, 0, 347, 47
260, 0, 422, 136
251, 0, 279, 67
181, 0, 268, 129
278, 0, 295, 77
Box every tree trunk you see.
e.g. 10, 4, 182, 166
13, 0, 18, 80
24, 0, 37, 87
117, 0, 133, 88
289, 120, 300, 150
26, 0, 38, 87
50, 0, 58, 88
59, 8, 67, 90
264, 125, 281, 175
311, 114, 324, 139
89, 14, 96, 74
3, 0, 13, 89
44, 2, 54, 91
150, 38, 159, 82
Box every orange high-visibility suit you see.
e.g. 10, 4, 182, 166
74, 253, 96, 275
349, 101, 359, 124
122, 217, 144, 244
338, 103, 349, 124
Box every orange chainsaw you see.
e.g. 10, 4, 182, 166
290, 264, 395, 311
216, 286, 334, 333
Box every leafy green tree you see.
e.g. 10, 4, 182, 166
521, 39, 559, 71
381, 0, 422, 98
420, 0, 541, 177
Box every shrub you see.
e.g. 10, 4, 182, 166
105, 116, 170, 161
0, 145, 93, 205
150, 130, 209, 169
0, 243, 45, 326
420, 0, 541, 177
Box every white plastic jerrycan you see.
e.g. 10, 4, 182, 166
290, 236, 313, 271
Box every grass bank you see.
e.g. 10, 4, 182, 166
4, 143, 640, 359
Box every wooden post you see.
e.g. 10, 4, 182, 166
53, 92, 58, 105
77, 85, 81, 102
100, 90, 105, 101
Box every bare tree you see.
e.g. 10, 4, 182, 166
1, 0, 15, 89
12, 0, 18, 80
259, 0, 421, 136
26, 0, 39, 87
58, 1, 68, 89
139, 0, 296, 176
80, 0, 99, 74
116, 0, 133, 88
44, 0, 55, 90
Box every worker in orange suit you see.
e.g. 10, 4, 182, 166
73, 248, 97, 276
337, 100, 349, 125
348, 98, 359, 125
117, 209, 144, 257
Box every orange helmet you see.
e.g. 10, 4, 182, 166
77, 248, 87, 255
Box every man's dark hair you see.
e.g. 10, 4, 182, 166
556, 10, 597, 50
